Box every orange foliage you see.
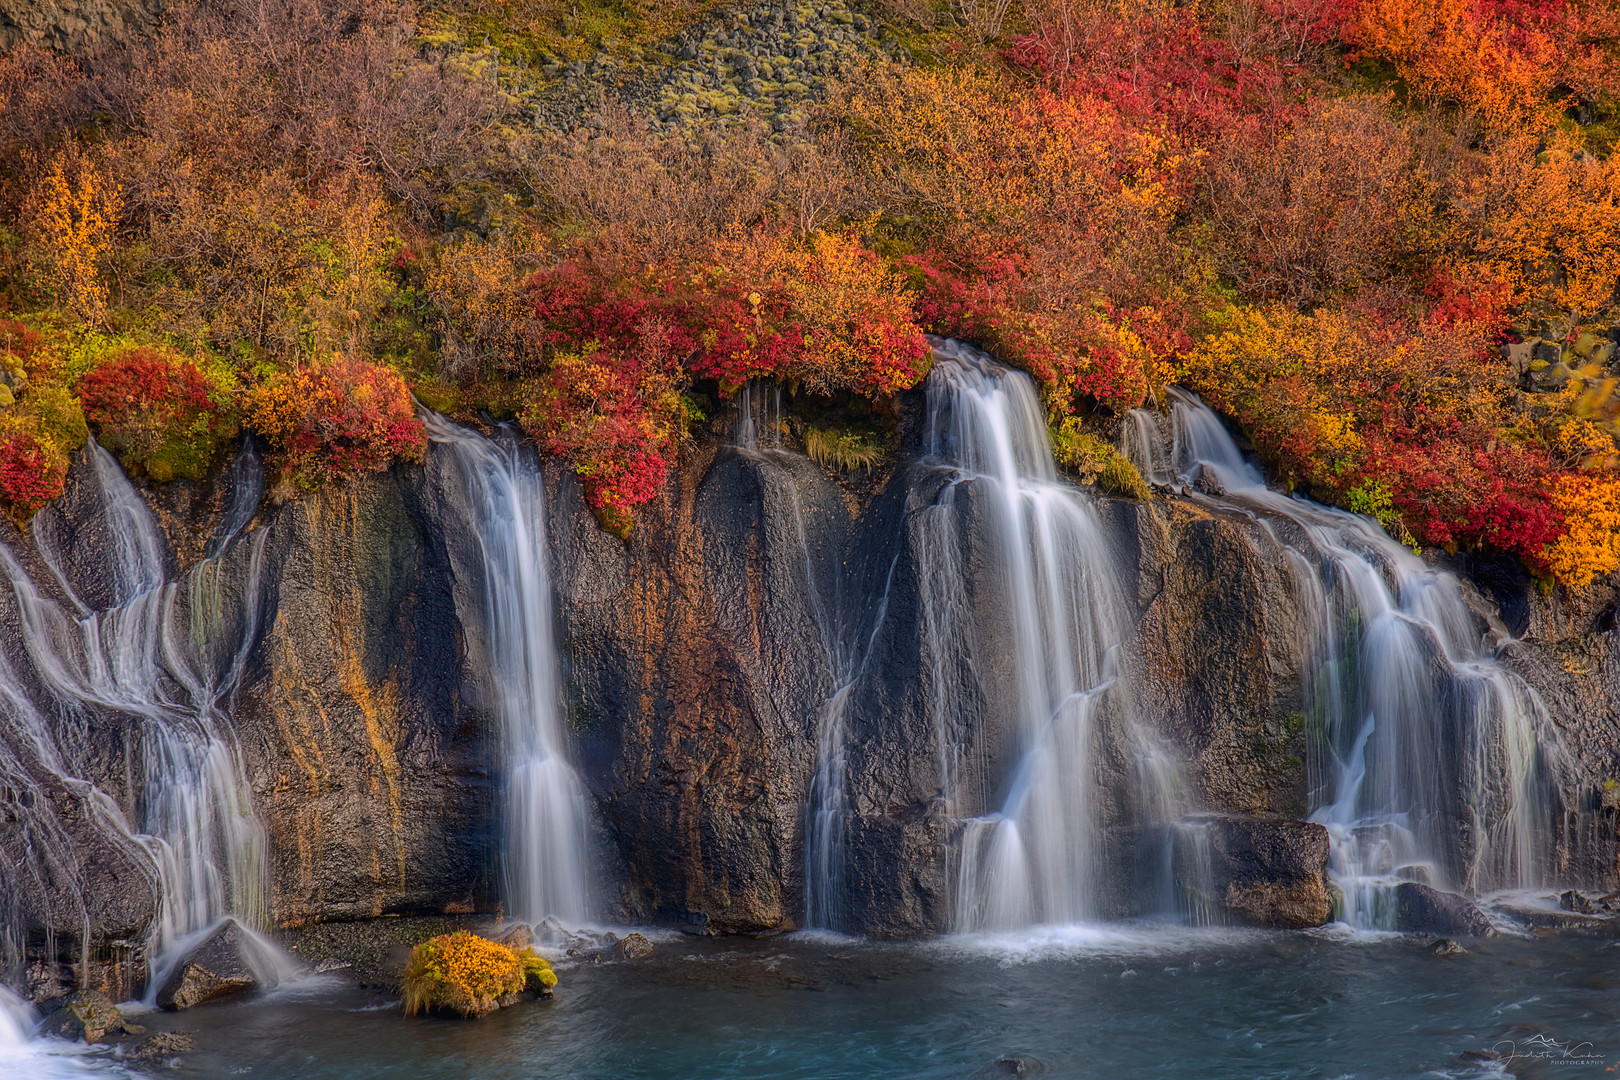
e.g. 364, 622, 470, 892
244, 358, 426, 487
1345, 0, 1620, 129
1544, 474, 1620, 588
28, 146, 122, 324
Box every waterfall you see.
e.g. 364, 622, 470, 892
1141, 392, 1555, 926
924, 341, 1181, 932
0, 438, 274, 991
426, 414, 593, 927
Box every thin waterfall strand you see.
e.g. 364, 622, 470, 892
427, 414, 593, 927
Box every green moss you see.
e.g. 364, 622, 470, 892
1050, 417, 1150, 499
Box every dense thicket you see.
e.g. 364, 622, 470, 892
4, 0, 1620, 578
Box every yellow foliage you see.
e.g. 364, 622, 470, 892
402, 932, 526, 1019
30, 147, 122, 324
1545, 475, 1620, 588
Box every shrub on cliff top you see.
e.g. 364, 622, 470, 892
76, 347, 240, 482
244, 357, 426, 489
0, 430, 67, 514
402, 931, 526, 1019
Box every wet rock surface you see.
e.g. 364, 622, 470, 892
41, 989, 140, 1042
1175, 816, 1332, 928
156, 921, 263, 1011
1392, 883, 1496, 938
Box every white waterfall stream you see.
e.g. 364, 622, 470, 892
1126, 392, 1554, 926
0, 438, 279, 996
924, 341, 1182, 931
426, 414, 593, 928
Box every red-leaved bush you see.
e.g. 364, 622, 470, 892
0, 431, 66, 512
76, 347, 237, 481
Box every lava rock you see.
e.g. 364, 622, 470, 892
1560, 888, 1595, 913
612, 932, 656, 960
131, 1031, 196, 1062
494, 923, 534, 950
41, 990, 137, 1043
156, 921, 262, 1011
1393, 883, 1495, 937
1174, 816, 1332, 928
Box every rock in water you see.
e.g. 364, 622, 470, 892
1430, 938, 1468, 957
1176, 816, 1332, 928
494, 923, 534, 950
41, 990, 134, 1043
157, 921, 262, 1010
1393, 883, 1496, 937
612, 933, 656, 960
132, 1032, 196, 1062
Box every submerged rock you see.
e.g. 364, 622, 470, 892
1430, 938, 1468, 957
131, 1031, 196, 1062
156, 921, 262, 1011
1393, 883, 1495, 938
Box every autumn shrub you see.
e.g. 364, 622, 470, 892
1341, 0, 1620, 130
1203, 96, 1426, 307
1184, 301, 1563, 559
401, 932, 525, 1019
518, 343, 688, 537
0, 431, 68, 514
26, 146, 122, 325
243, 357, 426, 488
76, 347, 240, 481
1544, 475, 1620, 588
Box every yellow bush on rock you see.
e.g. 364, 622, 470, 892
401, 932, 529, 1019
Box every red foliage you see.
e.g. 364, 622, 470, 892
77, 348, 220, 431
0, 431, 66, 512
0, 319, 41, 372
1006, 7, 1311, 154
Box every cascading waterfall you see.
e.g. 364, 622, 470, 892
0, 438, 276, 991
426, 414, 593, 927
924, 340, 1182, 932
1128, 392, 1555, 926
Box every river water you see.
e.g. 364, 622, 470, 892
41, 925, 1613, 1079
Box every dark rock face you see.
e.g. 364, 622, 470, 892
1175, 816, 1331, 928
156, 920, 262, 1010
231, 467, 495, 926
1393, 883, 1496, 937
547, 442, 844, 932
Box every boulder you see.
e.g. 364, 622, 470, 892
612, 932, 656, 960
156, 921, 262, 1011
1393, 883, 1496, 937
1175, 816, 1331, 928
40, 990, 139, 1043
131, 1031, 196, 1062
